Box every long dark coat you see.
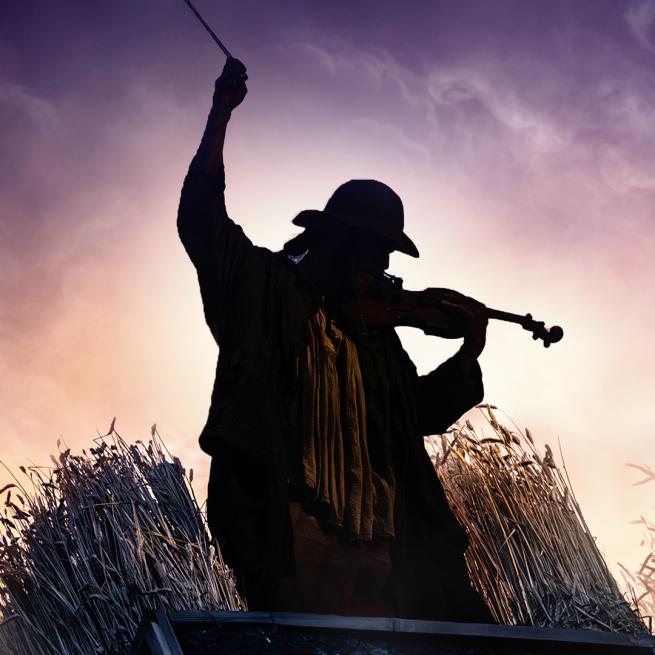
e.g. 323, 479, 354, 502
177, 162, 490, 621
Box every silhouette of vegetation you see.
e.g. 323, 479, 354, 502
619, 464, 655, 633
0, 421, 244, 655
0, 409, 650, 655
430, 405, 648, 633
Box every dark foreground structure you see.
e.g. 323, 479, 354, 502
131, 611, 655, 655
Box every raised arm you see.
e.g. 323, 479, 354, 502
177, 59, 262, 343
177, 58, 248, 265
193, 58, 248, 176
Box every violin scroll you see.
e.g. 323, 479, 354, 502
524, 313, 564, 348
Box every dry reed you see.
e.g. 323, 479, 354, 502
429, 404, 648, 634
0, 420, 245, 655
618, 465, 655, 630
1, 407, 649, 654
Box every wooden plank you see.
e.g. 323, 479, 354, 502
166, 610, 655, 651
167, 609, 273, 625
130, 610, 185, 655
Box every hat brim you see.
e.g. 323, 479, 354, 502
292, 209, 419, 258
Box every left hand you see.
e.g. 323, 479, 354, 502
430, 289, 488, 358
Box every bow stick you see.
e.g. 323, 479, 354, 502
182, 0, 233, 58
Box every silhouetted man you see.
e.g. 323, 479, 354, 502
177, 58, 493, 622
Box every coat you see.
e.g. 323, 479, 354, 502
177, 161, 488, 619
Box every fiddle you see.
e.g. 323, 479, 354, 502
342, 273, 564, 348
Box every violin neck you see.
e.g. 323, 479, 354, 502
485, 307, 527, 326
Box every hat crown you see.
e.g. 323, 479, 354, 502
324, 180, 405, 234
291, 179, 419, 257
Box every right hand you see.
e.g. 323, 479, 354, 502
212, 58, 248, 117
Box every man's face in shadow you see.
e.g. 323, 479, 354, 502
322, 226, 394, 298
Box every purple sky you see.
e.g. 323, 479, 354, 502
2, 0, 654, 589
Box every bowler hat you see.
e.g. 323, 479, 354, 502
292, 179, 419, 258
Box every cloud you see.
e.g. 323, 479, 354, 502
625, 0, 655, 52
594, 80, 655, 196
292, 37, 439, 128
598, 142, 655, 195
293, 36, 577, 171
345, 117, 432, 166
293, 35, 570, 149
426, 67, 571, 154
288, 31, 655, 247
0, 83, 61, 134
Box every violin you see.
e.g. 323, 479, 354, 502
342, 273, 564, 348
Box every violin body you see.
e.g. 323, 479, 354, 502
341, 273, 564, 348
345, 287, 465, 339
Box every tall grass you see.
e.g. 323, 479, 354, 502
1, 408, 649, 654
429, 405, 648, 634
619, 465, 655, 629
0, 420, 245, 655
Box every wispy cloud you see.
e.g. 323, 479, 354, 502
625, 0, 655, 53
426, 67, 570, 153
346, 117, 432, 166
294, 38, 434, 114
292, 31, 655, 216
0, 83, 61, 134
292, 37, 439, 134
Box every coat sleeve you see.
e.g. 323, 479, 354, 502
176, 159, 267, 344
416, 351, 484, 435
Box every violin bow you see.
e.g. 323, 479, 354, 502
182, 0, 233, 58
